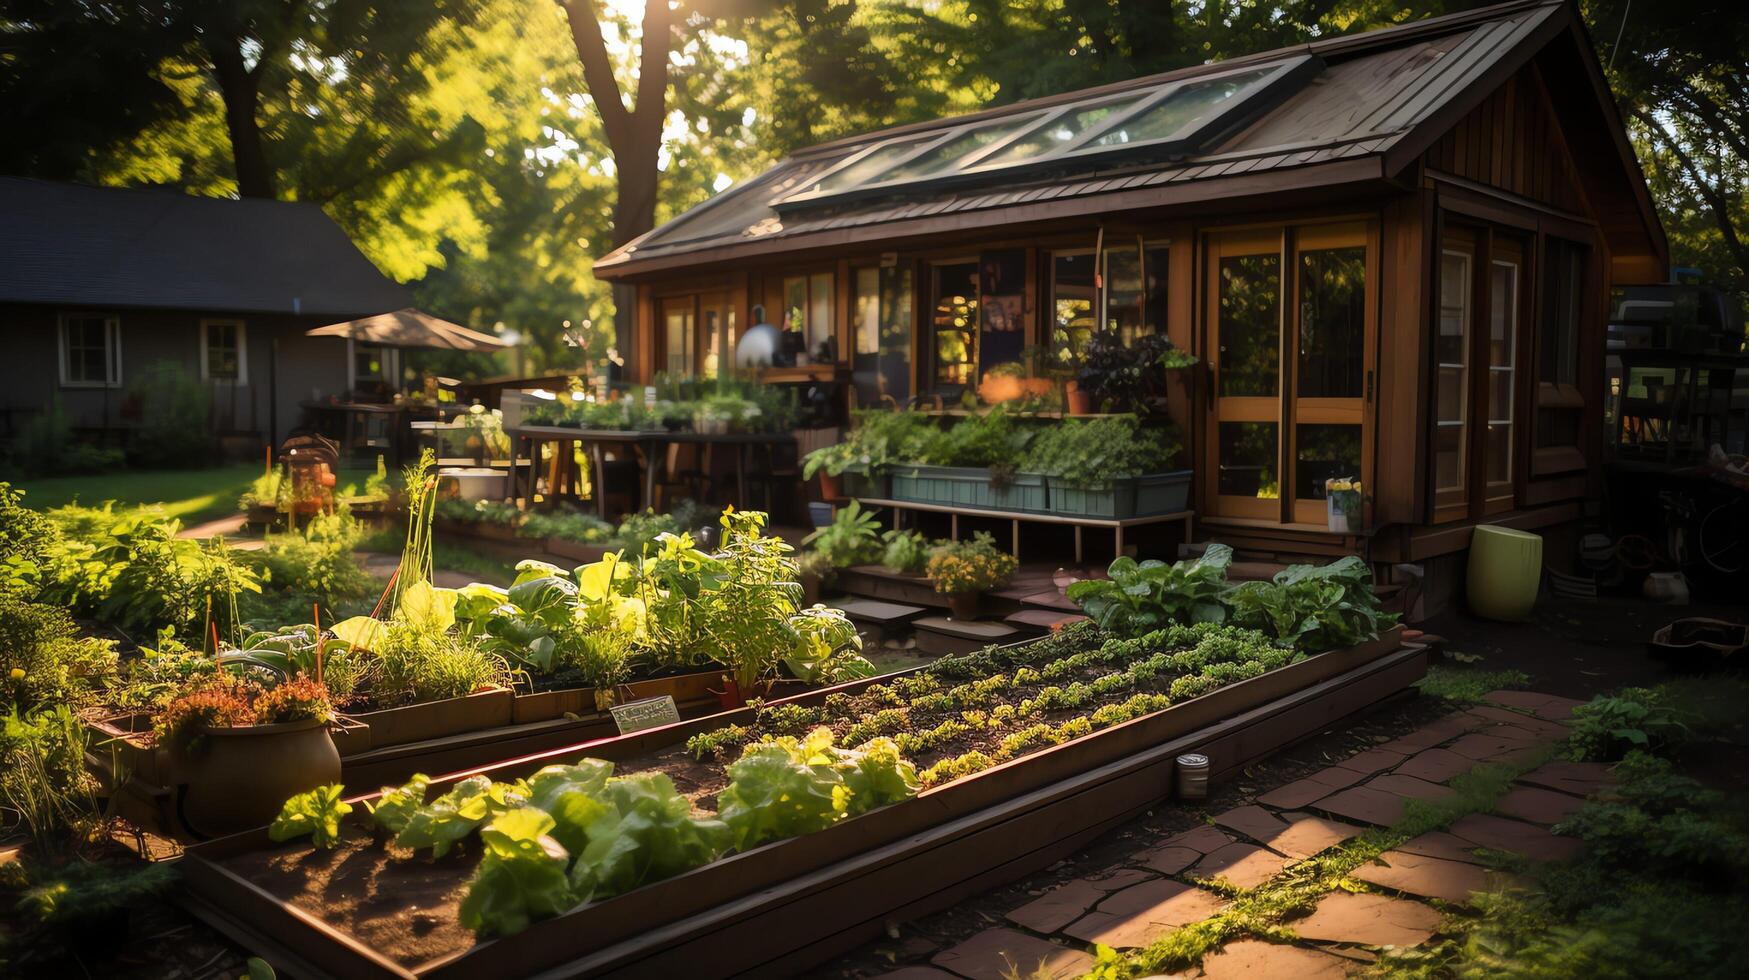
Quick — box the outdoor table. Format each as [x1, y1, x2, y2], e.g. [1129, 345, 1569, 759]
[855, 496, 1193, 563]
[505, 425, 796, 516]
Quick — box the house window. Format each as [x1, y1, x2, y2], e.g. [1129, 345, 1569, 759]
[1434, 247, 1471, 506]
[661, 298, 695, 377]
[201, 319, 247, 383]
[1102, 242, 1171, 345]
[1535, 238, 1588, 473]
[782, 273, 835, 360]
[59, 313, 122, 387]
[1486, 256, 1519, 491]
[1049, 252, 1096, 367]
[929, 261, 980, 389]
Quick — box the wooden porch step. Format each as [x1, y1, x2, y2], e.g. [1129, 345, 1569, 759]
[911, 616, 1024, 657]
[832, 597, 928, 626]
[1004, 609, 1090, 633]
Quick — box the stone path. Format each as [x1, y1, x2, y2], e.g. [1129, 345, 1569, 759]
[848, 690, 1606, 980]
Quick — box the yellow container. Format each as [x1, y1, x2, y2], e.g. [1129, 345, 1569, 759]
[1466, 524, 1543, 621]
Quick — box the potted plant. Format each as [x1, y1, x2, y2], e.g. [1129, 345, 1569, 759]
[891, 409, 1049, 512]
[1326, 478, 1363, 534]
[157, 674, 341, 837]
[925, 532, 1018, 620]
[800, 501, 884, 570]
[1075, 332, 1192, 415]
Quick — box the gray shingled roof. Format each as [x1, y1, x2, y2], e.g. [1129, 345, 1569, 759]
[596, 0, 1575, 276]
[0, 177, 412, 316]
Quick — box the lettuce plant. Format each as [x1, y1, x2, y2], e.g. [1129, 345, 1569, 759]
[565, 773, 731, 899]
[396, 775, 528, 857]
[716, 728, 918, 851]
[458, 807, 576, 937]
[268, 784, 352, 849]
[366, 775, 429, 835]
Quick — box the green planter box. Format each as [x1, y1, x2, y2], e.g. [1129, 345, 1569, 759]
[841, 463, 890, 500]
[1050, 469, 1192, 519]
[890, 465, 1050, 513]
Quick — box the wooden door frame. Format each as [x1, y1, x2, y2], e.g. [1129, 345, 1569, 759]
[1201, 219, 1378, 526]
[1203, 227, 1288, 520]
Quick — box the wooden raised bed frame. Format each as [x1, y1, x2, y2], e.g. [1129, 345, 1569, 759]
[180, 628, 1421, 980]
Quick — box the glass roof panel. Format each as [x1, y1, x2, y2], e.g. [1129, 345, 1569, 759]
[807, 138, 934, 195]
[975, 94, 1148, 167]
[873, 115, 1042, 184]
[1084, 67, 1275, 149]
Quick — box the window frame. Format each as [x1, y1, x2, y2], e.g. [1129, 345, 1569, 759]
[1432, 239, 1474, 523]
[58, 312, 123, 389]
[779, 272, 836, 360]
[1531, 235, 1591, 477]
[200, 318, 249, 384]
[925, 257, 982, 394]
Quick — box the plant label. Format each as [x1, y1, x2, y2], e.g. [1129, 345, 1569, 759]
[611, 695, 681, 735]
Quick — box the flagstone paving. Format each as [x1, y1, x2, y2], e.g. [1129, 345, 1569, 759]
[846, 693, 1603, 980]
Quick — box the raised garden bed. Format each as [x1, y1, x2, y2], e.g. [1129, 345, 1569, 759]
[509, 668, 724, 724]
[349, 687, 514, 749]
[179, 626, 1416, 980]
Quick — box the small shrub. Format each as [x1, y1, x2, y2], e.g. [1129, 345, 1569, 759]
[125, 360, 213, 468]
[925, 532, 1017, 595]
[1568, 687, 1695, 761]
[154, 675, 257, 750]
[254, 676, 334, 725]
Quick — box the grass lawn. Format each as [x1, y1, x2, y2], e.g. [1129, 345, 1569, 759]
[11, 464, 385, 526]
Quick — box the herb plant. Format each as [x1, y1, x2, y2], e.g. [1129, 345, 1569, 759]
[268, 784, 353, 848]
[802, 500, 884, 569]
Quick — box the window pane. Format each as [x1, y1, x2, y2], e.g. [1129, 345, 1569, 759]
[783, 277, 807, 335]
[875, 116, 1038, 183]
[1087, 69, 1272, 147]
[979, 95, 1147, 166]
[1296, 424, 1361, 501]
[701, 310, 721, 379]
[879, 265, 913, 406]
[810, 138, 931, 194]
[853, 267, 881, 356]
[1104, 246, 1145, 345]
[808, 272, 833, 354]
[978, 250, 1026, 372]
[1297, 246, 1365, 398]
[1540, 241, 1584, 385]
[1051, 253, 1096, 366]
[1143, 246, 1170, 337]
[663, 308, 693, 376]
[1434, 425, 1465, 491]
[1219, 422, 1279, 498]
[931, 262, 979, 388]
[1217, 253, 1280, 398]
[1486, 423, 1512, 484]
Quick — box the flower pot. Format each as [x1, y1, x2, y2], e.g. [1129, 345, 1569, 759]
[171, 717, 340, 839]
[946, 591, 981, 620]
[1065, 381, 1095, 416]
[819, 471, 844, 501]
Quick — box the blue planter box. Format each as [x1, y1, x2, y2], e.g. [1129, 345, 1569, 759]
[1049, 469, 1192, 519]
[890, 465, 1051, 513]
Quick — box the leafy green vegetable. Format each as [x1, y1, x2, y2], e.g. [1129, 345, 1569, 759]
[458, 807, 577, 937]
[1067, 545, 1234, 634]
[366, 775, 430, 835]
[396, 775, 528, 857]
[567, 772, 730, 899]
[525, 760, 615, 855]
[715, 728, 918, 851]
[268, 784, 352, 849]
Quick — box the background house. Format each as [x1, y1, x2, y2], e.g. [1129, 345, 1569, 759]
[0, 177, 410, 452]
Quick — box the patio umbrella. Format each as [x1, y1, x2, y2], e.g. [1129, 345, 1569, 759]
[307, 307, 509, 352]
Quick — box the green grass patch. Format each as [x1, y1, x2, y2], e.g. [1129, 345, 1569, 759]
[12, 464, 261, 525]
[1415, 664, 1532, 704]
[12, 464, 387, 527]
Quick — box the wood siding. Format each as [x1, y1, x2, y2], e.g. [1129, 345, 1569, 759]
[1422, 63, 1588, 217]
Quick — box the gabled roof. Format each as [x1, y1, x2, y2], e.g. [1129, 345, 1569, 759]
[0, 177, 412, 316]
[597, 0, 1664, 279]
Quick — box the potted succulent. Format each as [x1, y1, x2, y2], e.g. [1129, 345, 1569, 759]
[157, 674, 341, 838]
[925, 532, 1018, 620]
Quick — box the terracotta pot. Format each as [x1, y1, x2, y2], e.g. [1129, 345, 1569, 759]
[946, 591, 981, 620]
[1065, 382, 1094, 416]
[818, 471, 843, 501]
[172, 718, 340, 839]
[715, 675, 746, 710]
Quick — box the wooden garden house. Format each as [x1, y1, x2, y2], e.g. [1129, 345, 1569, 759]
[593, 0, 1667, 599]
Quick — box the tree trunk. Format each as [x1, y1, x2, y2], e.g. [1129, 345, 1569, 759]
[206, 40, 277, 200]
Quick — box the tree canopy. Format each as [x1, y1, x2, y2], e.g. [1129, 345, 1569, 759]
[1, 0, 1742, 378]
